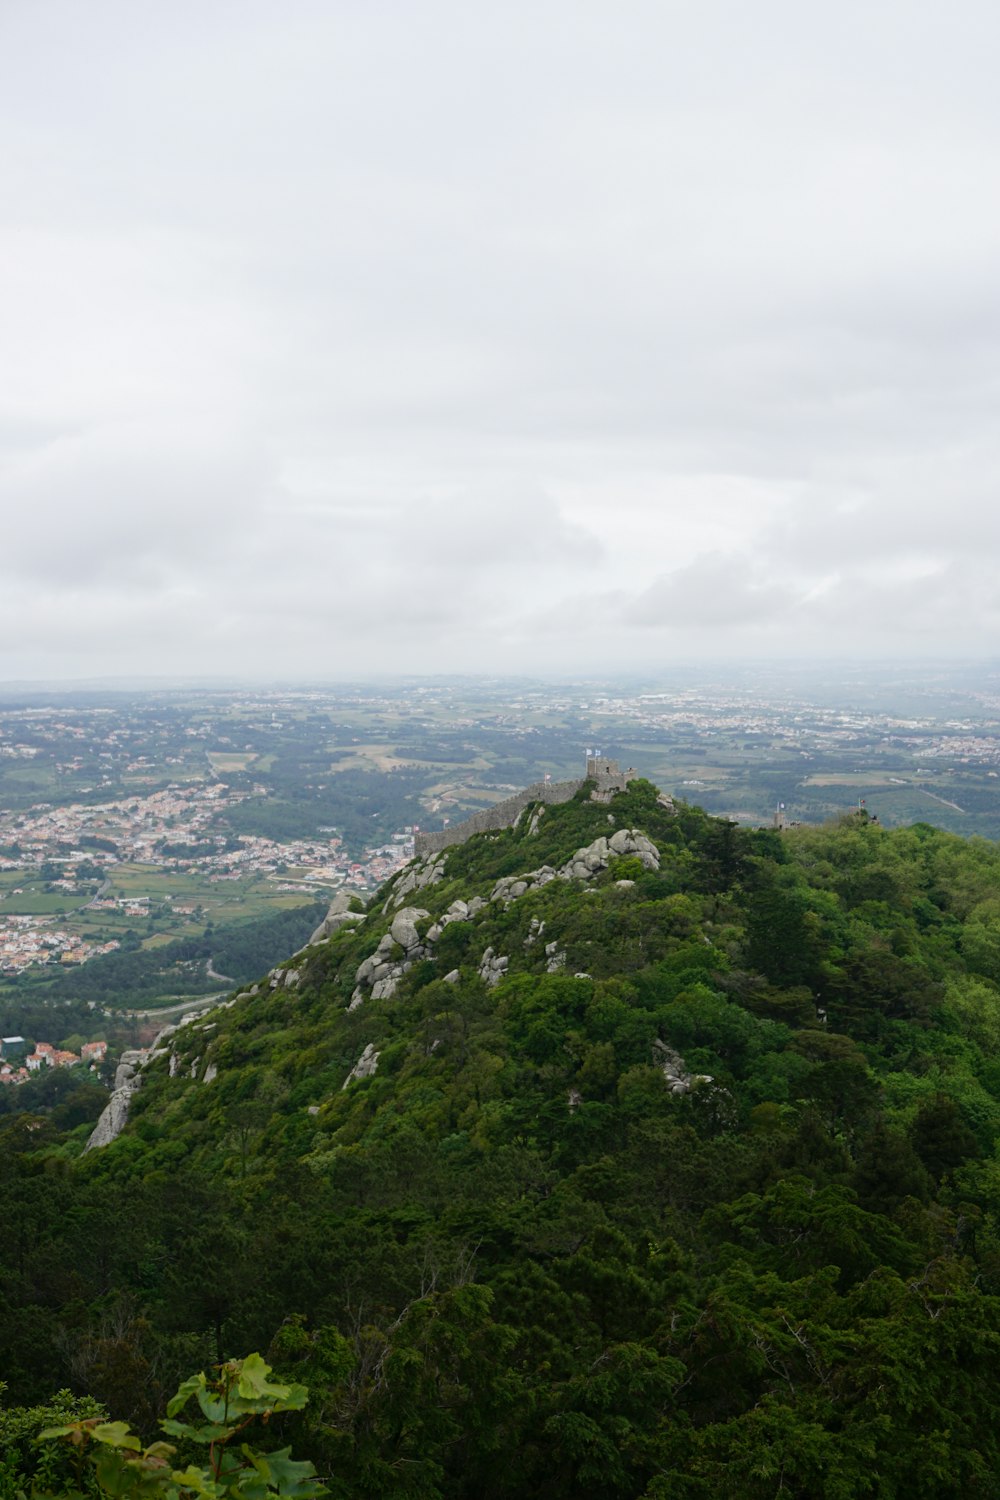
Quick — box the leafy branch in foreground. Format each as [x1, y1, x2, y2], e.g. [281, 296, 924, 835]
[36, 1354, 326, 1500]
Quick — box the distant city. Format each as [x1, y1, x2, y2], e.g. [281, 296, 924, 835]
[2, 663, 1000, 1025]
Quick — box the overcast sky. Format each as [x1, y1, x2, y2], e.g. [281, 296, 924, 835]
[3, 1, 1000, 680]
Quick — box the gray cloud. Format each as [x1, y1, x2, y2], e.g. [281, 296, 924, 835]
[625, 556, 797, 630]
[2, 1, 1000, 676]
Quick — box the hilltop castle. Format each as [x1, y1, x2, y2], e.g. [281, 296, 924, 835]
[413, 755, 638, 857]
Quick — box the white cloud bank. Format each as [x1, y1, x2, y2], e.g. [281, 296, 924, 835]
[2, 1, 1000, 678]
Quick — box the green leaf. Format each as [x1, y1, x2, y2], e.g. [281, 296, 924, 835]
[169, 1463, 224, 1497]
[167, 1375, 207, 1419]
[234, 1354, 291, 1405]
[272, 1384, 309, 1414]
[92, 1422, 142, 1451]
[144, 1442, 178, 1461]
[238, 1446, 326, 1499]
[161, 1419, 199, 1440]
[94, 1448, 133, 1497]
[194, 1391, 229, 1425]
[162, 1418, 234, 1443]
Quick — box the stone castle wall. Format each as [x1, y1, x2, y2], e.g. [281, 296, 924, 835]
[413, 779, 583, 856]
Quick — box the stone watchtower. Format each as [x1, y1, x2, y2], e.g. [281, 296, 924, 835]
[586, 754, 634, 801]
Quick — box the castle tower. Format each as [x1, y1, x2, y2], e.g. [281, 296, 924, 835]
[586, 753, 621, 781]
[585, 753, 634, 801]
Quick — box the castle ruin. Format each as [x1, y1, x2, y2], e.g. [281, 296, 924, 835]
[413, 755, 637, 857]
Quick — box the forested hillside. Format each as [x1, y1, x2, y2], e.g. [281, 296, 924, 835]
[6, 780, 1000, 1497]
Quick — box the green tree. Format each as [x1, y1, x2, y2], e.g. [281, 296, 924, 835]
[36, 1353, 324, 1500]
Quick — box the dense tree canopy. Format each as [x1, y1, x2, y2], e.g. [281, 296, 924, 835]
[6, 783, 1000, 1496]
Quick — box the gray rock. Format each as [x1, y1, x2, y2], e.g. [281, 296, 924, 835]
[443, 968, 460, 984]
[85, 1075, 141, 1151]
[343, 1042, 380, 1087]
[524, 917, 546, 947]
[652, 1038, 713, 1094]
[583, 837, 609, 870]
[392, 855, 446, 906]
[478, 947, 509, 987]
[114, 1049, 145, 1090]
[390, 907, 429, 952]
[307, 889, 367, 945]
[559, 829, 659, 879]
[355, 936, 396, 986]
[203, 1062, 218, 1083]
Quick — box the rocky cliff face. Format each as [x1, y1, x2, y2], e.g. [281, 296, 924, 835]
[98, 776, 691, 1136]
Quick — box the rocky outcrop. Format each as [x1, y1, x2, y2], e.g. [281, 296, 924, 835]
[545, 941, 566, 972]
[308, 890, 367, 947]
[268, 964, 303, 990]
[85, 1073, 141, 1151]
[653, 1039, 713, 1094]
[351, 905, 429, 1006]
[426, 896, 484, 941]
[114, 1049, 147, 1089]
[562, 828, 660, 880]
[343, 1042, 380, 1088]
[390, 853, 447, 908]
[490, 829, 660, 908]
[352, 894, 487, 1008]
[478, 947, 509, 987]
[390, 907, 427, 952]
[85, 1050, 146, 1152]
[491, 867, 557, 903]
[524, 916, 546, 946]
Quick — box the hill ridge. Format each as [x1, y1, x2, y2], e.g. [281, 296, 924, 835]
[15, 777, 1000, 1496]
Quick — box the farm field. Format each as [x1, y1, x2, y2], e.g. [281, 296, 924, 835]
[1, 664, 999, 1028]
